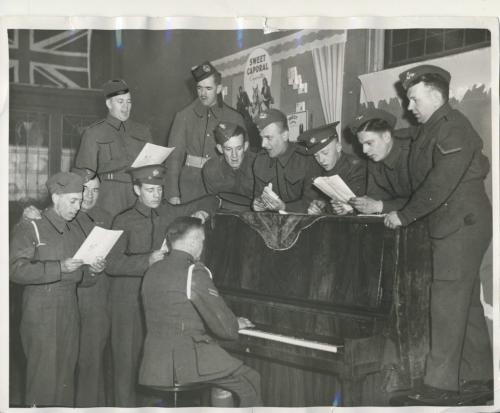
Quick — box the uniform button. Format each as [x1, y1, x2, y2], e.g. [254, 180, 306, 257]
[207, 134, 210, 136]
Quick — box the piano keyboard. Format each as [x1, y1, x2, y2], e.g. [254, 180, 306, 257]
[238, 328, 341, 353]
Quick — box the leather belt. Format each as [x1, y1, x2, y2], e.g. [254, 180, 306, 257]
[185, 154, 210, 168]
[98, 171, 131, 183]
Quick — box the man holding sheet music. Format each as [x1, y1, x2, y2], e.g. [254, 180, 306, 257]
[75, 79, 153, 218]
[252, 109, 321, 213]
[10, 171, 105, 407]
[296, 122, 366, 215]
[347, 109, 412, 216]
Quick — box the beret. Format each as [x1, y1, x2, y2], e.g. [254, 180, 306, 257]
[71, 167, 97, 184]
[127, 164, 166, 185]
[102, 79, 129, 99]
[255, 108, 287, 131]
[46, 172, 84, 194]
[297, 122, 339, 154]
[349, 109, 397, 132]
[191, 61, 219, 83]
[399, 64, 451, 90]
[214, 122, 245, 145]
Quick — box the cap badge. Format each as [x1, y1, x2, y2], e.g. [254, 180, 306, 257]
[202, 64, 211, 73]
[220, 123, 226, 129]
[153, 169, 159, 176]
[356, 115, 364, 120]
[310, 137, 316, 144]
[259, 113, 267, 119]
[406, 71, 415, 81]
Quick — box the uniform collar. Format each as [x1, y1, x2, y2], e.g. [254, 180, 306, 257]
[170, 249, 196, 264]
[193, 98, 222, 119]
[271, 143, 296, 168]
[382, 139, 403, 170]
[43, 207, 70, 233]
[106, 113, 126, 131]
[420, 102, 453, 135]
[134, 199, 159, 218]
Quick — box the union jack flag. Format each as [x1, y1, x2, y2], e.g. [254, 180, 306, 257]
[8, 29, 92, 89]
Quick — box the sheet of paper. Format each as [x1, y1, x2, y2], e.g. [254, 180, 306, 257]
[313, 175, 356, 212]
[131, 143, 175, 168]
[73, 226, 123, 265]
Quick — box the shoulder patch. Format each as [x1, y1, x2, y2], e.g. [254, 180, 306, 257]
[437, 143, 462, 155]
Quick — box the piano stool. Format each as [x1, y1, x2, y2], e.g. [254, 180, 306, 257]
[149, 382, 211, 407]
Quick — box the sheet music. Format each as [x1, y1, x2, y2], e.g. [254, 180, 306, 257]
[313, 175, 355, 212]
[131, 143, 175, 168]
[73, 226, 123, 264]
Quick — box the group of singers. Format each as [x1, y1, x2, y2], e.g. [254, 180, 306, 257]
[10, 59, 492, 407]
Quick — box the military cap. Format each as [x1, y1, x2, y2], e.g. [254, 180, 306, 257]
[102, 79, 129, 99]
[297, 122, 340, 154]
[255, 108, 288, 131]
[127, 164, 166, 185]
[349, 109, 397, 132]
[46, 172, 84, 194]
[214, 121, 245, 145]
[71, 167, 97, 184]
[399, 64, 451, 90]
[191, 61, 219, 83]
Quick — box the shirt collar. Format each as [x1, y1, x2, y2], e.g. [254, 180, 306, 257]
[106, 113, 125, 131]
[134, 200, 159, 218]
[273, 143, 296, 168]
[170, 249, 195, 264]
[382, 140, 403, 170]
[43, 207, 69, 233]
[420, 102, 453, 135]
[193, 98, 222, 119]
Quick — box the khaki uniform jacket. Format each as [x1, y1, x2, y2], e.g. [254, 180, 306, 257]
[140, 250, 242, 386]
[397, 103, 490, 238]
[166, 99, 246, 198]
[253, 143, 322, 213]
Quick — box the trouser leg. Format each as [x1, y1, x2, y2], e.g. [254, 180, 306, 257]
[208, 364, 262, 407]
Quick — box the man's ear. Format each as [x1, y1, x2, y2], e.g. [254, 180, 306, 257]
[105, 98, 112, 110]
[51, 193, 59, 205]
[216, 144, 223, 154]
[282, 129, 290, 142]
[335, 141, 342, 153]
[133, 184, 141, 197]
[216, 84, 223, 95]
[382, 130, 392, 143]
[243, 141, 249, 152]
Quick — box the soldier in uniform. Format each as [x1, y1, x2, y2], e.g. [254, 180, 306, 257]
[140, 216, 262, 407]
[105, 164, 169, 407]
[71, 168, 112, 407]
[10, 172, 104, 407]
[296, 121, 367, 215]
[166, 61, 246, 204]
[252, 109, 321, 213]
[347, 109, 412, 215]
[106, 164, 212, 407]
[202, 121, 256, 208]
[384, 65, 492, 403]
[75, 79, 153, 218]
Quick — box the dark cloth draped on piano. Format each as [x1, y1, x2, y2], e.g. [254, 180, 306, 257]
[204, 212, 432, 406]
[226, 212, 325, 250]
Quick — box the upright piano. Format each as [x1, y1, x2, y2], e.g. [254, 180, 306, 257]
[204, 212, 432, 406]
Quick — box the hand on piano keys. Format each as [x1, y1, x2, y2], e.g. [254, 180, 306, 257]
[237, 317, 255, 330]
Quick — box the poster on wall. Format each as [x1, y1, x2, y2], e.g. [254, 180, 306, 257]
[287, 111, 308, 142]
[243, 47, 274, 120]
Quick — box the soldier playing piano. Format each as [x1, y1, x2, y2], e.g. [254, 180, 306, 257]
[140, 216, 262, 407]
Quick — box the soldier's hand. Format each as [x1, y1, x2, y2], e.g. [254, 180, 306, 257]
[89, 256, 106, 273]
[307, 199, 326, 215]
[169, 197, 181, 205]
[252, 197, 267, 212]
[23, 205, 42, 220]
[330, 200, 351, 215]
[237, 317, 255, 330]
[261, 191, 286, 211]
[149, 249, 166, 266]
[349, 196, 383, 214]
[191, 210, 209, 224]
[60, 258, 84, 273]
[384, 211, 402, 229]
